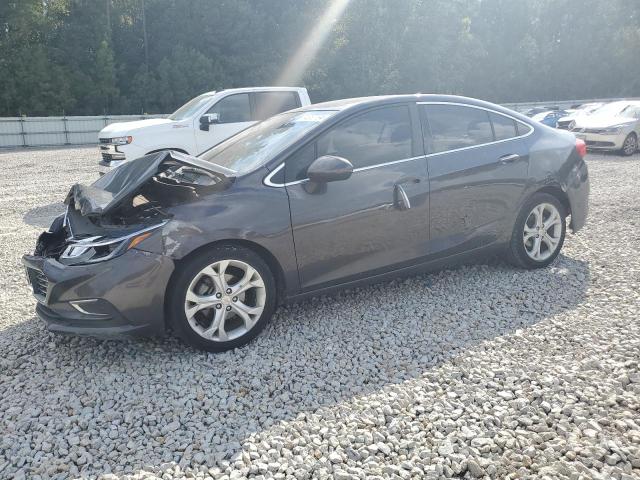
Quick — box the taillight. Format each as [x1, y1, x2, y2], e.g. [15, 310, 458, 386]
[575, 138, 587, 158]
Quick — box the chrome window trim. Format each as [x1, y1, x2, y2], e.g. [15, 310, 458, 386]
[263, 155, 428, 188]
[263, 101, 536, 188]
[417, 101, 535, 157]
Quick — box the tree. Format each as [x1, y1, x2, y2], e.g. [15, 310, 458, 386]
[1, 0, 639, 116]
[95, 40, 119, 113]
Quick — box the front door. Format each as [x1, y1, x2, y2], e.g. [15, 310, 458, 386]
[194, 93, 255, 154]
[284, 104, 431, 290]
[418, 103, 531, 255]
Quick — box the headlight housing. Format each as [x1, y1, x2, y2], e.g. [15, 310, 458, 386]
[59, 222, 166, 265]
[600, 124, 630, 135]
[109, 136, 133, 145]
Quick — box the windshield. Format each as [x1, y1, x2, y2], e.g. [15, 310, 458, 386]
[592, 102, 629, 117]
[168, 93, 216, 121]
[199, 110, 338, 173]
[618, 104, 640, 119]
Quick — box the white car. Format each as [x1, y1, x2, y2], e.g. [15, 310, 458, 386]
[98, 87, 311, 172]
[556, 102, 604, 130]
[570, 101, 640, 156]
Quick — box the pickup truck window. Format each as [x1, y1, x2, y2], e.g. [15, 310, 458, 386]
[199, 110, 337, 173]
[253, 92, 299, 121]
[207, 94, 251, 123]
[168, 93, 216, 121]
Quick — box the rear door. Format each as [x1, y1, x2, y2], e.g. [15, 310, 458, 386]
[283, 104, 431, 290]
[419, 102, 531, 255]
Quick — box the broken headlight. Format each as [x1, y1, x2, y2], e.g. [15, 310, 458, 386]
[59, 221, 166, 265]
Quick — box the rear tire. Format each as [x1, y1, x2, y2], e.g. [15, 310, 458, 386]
[620, 133, 637, 156]
[507, 193, 566, 269]
[167, 245, 276, 352]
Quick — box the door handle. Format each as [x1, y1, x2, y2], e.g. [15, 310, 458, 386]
[499, 153, 520, 164]
[396, 176, 421, 185]
[394, 184, 411, 210]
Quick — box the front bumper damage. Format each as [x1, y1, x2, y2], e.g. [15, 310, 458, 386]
[22, 151, 236, 338]
[22, 249, 174, 337]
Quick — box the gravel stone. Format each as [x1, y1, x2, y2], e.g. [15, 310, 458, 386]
[0, 147, 639, 479]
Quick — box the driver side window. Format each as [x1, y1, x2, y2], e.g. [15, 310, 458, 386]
[316, 106, 413, 169]
[284, 105, 413, 183]
[207, 94, 251, 124]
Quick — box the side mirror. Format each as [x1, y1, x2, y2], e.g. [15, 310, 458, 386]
[307, 155, 353, 183]
[199, 113, 219, 131]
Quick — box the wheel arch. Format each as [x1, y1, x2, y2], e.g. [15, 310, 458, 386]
[534, 184, 571, 216]
[163, 238, 287, 331]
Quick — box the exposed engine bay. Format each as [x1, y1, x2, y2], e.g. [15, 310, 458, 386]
[35, 151, 235, 264]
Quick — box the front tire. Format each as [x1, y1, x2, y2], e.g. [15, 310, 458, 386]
[620, 133, 637, 156]
[507, 193, 566, 269]
[168, 245, 276, 352]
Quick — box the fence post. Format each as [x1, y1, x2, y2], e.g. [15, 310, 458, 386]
[19, 117, 27, 147]
[63, 116, 70, 145]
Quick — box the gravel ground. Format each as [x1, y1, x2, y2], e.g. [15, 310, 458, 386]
[0, 147, 639, 480]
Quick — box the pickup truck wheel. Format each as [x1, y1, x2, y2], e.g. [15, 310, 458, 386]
[168, 245, 276, 352]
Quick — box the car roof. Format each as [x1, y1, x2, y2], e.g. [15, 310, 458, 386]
[201, 86, 306, 96]
[299, 94, 532, 122]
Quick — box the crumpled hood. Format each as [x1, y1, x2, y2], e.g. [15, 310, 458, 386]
[65, 151, 236, 217]
[99, 118, 174, 137]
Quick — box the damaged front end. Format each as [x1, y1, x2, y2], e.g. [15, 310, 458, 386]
[36, 150, 235, 266]
[22, 151, 235, 337]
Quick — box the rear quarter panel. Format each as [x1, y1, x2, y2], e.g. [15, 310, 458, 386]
[522, 126, 589, 231]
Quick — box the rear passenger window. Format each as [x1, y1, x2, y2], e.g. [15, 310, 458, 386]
[422, 104, 493, 153]
[489, 112, 517, 140]
[208, 94, 251, 123]
[253, 92, 300, 121]
[316, 106, 413, 169]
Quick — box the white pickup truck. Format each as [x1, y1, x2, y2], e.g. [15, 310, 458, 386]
[98, 86, 311, 172]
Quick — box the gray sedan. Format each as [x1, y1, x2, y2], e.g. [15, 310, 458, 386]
[23, 95, 589, 351]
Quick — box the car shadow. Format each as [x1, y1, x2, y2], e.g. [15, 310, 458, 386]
[0, 254, 590, 477]
[22, 202, 66, 228]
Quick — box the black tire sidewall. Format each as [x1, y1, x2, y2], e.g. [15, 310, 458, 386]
[167, 245, 276, 352]
[509, 193, 567, 269]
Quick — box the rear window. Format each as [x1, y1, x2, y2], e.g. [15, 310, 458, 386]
[253, 92, 299, 121]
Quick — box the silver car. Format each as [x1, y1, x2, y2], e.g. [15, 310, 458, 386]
[556, 103, 604, 130]
[570, 101, 640, 156]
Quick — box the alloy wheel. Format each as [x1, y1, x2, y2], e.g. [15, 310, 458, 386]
[184, 259, 266, 341]
[523, 203, 562, 262]
[623, 134, 637, 155]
